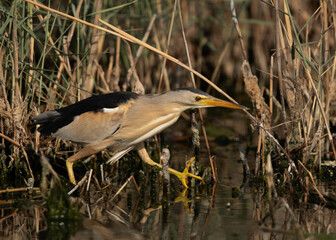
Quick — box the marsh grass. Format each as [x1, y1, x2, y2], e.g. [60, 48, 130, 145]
[0, 0, 238, 187]
[1, 0, 336, 238]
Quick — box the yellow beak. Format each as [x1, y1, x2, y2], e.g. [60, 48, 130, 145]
[199, 97, 246, 109]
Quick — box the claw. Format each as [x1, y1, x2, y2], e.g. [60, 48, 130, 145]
[173, 157, 205, 188]
[137, 145, 205, 188]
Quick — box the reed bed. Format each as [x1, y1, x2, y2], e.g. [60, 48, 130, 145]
[0, 0, 336, 238]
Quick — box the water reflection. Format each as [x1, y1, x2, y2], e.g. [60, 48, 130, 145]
[68, 141, 257, 240]
[1, 142, 336, 239]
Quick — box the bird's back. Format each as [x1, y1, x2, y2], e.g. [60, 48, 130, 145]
[32, 92, 139, 138]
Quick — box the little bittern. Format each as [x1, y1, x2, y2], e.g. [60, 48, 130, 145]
[33, 88, 245, 187]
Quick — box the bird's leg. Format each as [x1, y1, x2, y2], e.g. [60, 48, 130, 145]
[66, 146, 99, 184]
[66, 140, 114, 184]
[66, 161, 75, 185]
[136, 144, 204, 188]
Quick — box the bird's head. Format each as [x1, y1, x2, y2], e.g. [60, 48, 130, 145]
[168, 88, 246, 110]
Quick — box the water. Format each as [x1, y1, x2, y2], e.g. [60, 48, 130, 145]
[1, 111, 336, 239]
[63, 145, 336, 239]
[67, 141, 257, 240]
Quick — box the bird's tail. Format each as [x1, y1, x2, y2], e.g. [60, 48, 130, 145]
[32, 110, 62, 136]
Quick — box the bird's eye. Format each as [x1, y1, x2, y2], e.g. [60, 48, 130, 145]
[195, 96, 202, 101]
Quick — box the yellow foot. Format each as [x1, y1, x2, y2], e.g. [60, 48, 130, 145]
[66, 160, 77, 185]
[137, 145, 204, 188]
[170, 157, 205, 188]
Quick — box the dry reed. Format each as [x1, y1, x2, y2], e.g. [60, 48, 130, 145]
[1, 0, 336, 238]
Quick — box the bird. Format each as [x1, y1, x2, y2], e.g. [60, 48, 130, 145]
[32, 88, 245, 187]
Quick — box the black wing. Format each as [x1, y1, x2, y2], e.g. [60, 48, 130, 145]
[32, 92, 139, 136]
